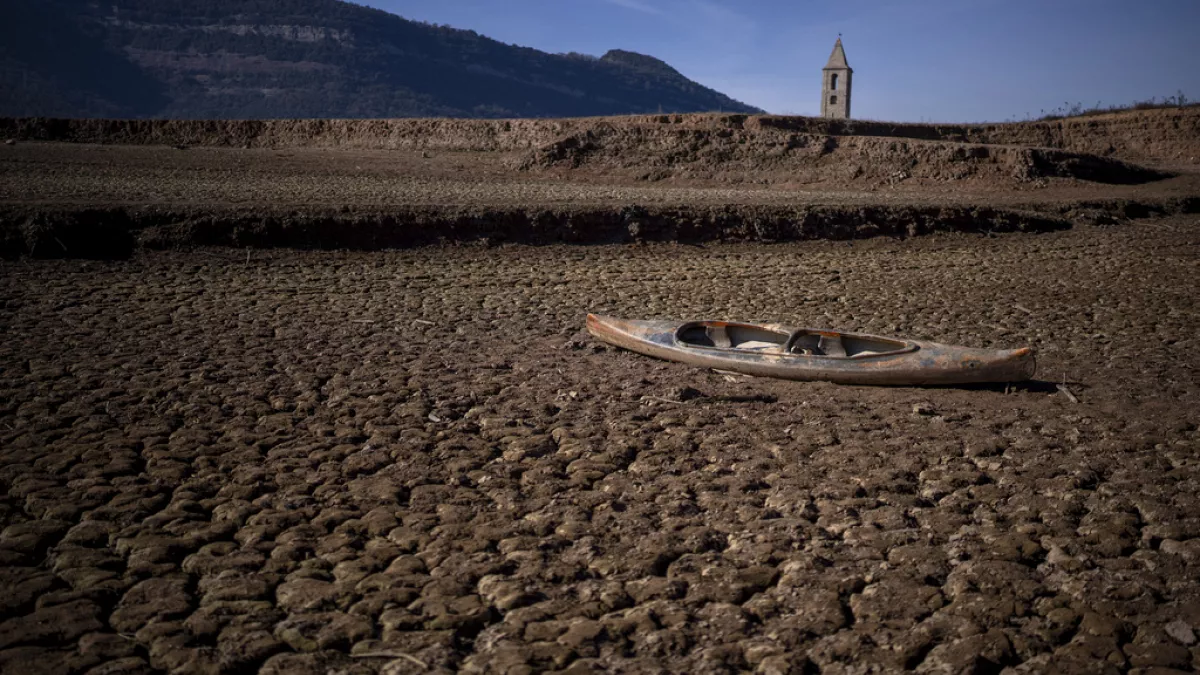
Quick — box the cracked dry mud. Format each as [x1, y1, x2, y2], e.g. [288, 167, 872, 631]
[2, 217, 1199, 674]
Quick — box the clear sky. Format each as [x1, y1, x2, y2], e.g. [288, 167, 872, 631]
[362, 0, 1200, 123]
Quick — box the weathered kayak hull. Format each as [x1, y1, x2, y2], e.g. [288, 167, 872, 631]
[586, 314, 1036, 386]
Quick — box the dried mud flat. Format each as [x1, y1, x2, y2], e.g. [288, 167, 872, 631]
[2, 217, 1200, 674]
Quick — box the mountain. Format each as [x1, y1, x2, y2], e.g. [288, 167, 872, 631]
[0, 0, 763, 120]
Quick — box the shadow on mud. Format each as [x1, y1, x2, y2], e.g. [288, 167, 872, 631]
[943, 379, 1066, 394]
[0, 203, 1076, 260]
[12, 210, 136, 260]
[2, 194, 1195, 260]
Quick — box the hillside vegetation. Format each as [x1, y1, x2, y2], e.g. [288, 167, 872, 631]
[0, 0, 762, 119]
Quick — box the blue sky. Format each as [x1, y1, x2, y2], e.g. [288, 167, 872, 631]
[364, 0, 1200, 122]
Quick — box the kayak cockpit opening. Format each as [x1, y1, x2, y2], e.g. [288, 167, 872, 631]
[783, 330, 910, 358]
[676, 322, 789, 352]
[676, 321, 913, 358]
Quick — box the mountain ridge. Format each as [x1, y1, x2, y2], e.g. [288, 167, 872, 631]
[0, 0, 763, 119]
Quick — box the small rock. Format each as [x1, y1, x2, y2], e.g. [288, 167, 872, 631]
[83, 656, 155, 675]
[913, 402, 935, 416]
[317, 612, 373, 650]
[260, 651, 354, 675]
[216, 627, 285, 669]
[4, 139, 16, 146]
[1078, 612, 1130, 639]
[1165, 619, 1196, 646]
[742, 641, 782, 666]
[110, 578, 192, 633]
[668, 386, 705, 402]
[198, 573, 272, 604]
[184, 600, 279, 638]
[1159, 539, 1200, 563]
[0, 599, 104, 649]
[1124, 639, 1192, 669]
[0, 519, 71, 556]
[1045, 545, 1076, 568]
[275, 578, 340, 613]
[916, 630, 1012, 674]
[61, 521, 115, 547]
[133, 619, 186, 646]
[757, 654, 805, 675]
[79, 632, 138, 661]
[0, 568, 56, 614]
[525, 620, 569, 642]
[557, 619, 604, 650]
[626, 577, 687, 603]
[503, 435, 554, 462]
[273, 618, 322, 653]
[477, 575, 538, 612]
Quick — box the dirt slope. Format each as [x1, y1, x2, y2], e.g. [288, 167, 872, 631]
[2, 107, 1198, 165]
[515, 124, 1170, 186]
[1, 108, 1197, 258]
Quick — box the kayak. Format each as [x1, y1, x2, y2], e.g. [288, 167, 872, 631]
[586, 314, 1036, 386]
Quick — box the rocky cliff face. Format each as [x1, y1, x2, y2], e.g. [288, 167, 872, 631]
[0, 0, 762, 119]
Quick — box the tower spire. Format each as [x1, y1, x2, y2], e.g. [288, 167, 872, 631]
[825, 37, 850, 70]
[820, 37, 852, 119]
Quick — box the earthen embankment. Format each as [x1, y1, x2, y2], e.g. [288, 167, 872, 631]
[3, 107, 1198, 164]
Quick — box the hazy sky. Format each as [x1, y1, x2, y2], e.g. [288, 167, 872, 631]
[363, 0, 1200, 122]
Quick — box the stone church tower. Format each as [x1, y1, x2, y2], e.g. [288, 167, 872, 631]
[821, 38, 852, 119]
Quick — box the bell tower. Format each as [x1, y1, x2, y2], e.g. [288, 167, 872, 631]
[821, 37, 852, 119]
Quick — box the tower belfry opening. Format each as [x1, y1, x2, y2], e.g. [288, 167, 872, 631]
[821, 38, 852, 119]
